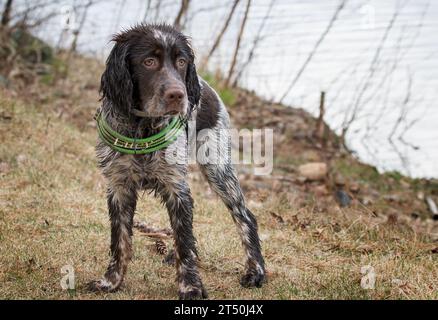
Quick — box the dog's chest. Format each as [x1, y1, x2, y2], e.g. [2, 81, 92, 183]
[99, 140, 187, 189]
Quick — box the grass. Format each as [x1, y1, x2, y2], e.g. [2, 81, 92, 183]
[0, 64, 437, 300]
[332, 158, 382, 187]
[200, 72, 236, 106]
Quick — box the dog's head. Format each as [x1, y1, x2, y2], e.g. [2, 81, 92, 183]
[100, 24, 201, 118]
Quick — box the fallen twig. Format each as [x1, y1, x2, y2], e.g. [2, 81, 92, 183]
[133, 220, 173, 237]
[139, 232, 172, 240]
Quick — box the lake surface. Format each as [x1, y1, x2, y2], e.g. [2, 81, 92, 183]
[34, 0, 438, 178]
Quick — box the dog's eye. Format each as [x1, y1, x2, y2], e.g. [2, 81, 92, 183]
[177, 58, 186, 67]
[144, 58, 157, 68]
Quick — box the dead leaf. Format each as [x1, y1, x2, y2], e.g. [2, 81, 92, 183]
[269, 211, 284, 224]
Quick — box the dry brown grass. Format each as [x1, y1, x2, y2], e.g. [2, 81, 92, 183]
[0, 58, 437, 300]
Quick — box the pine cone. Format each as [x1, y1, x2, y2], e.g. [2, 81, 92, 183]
[155, 239, 168, 255]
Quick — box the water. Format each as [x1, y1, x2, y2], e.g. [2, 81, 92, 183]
[29, 0, 438, 178]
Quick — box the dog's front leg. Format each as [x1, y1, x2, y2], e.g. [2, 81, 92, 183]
[159, 180, 207, 300]
[88, 184, 137, 292]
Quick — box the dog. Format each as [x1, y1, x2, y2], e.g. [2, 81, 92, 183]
[88, 23, 265, 299]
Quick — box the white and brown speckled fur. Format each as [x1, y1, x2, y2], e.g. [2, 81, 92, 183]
[88, 24, 265, 300]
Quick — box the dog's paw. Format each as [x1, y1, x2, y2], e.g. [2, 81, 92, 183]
[178, 285, 208, 300]
[87, 278, 120, 293]
[240, 269, 265, 288]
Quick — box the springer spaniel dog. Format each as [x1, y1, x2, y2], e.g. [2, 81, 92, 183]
[88, 23, 265, 299]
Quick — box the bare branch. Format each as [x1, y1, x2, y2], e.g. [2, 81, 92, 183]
[315, 91, 326, 143]
[173, 0, 190, 31]
[341, 1, 405, 139]
[143, 0, 152, 21]
[70, 0, 96, 53]
[113, 0, 127, 33]
[1, 0, 13, 27]
[279, 0, 347, 103]
[232, 0, 276, 87]
[154, 0, 162, 21]
[200, 0, 240, 70]
[186, 2, 231, 22]
[224, 0, 251, 87]
[388, 68, 412, 142]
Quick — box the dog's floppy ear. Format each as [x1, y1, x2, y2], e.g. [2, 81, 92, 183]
[186, 61, 201, 114]
[100, 41, 133, 113]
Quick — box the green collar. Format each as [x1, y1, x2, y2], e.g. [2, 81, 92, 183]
[95, 109, 186, 155]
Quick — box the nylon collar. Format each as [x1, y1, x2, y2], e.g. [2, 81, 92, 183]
[94, 108, 186, 155]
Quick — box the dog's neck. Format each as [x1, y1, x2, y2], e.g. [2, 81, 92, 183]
[101, 101, 172, 139]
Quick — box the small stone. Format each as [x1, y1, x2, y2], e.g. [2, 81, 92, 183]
[383, 194, 401, 203]
[360, 196, 373, 206]
[259, 233, 270, 241]
[370, 190, 380, 198]
[16, 154, 27, 166]
[298, 162, 327, 181]
[334, 174, 346, 186]
[86, 121, 96, 128]
[334, 190, 351, 207]
[349, 183, 360, 194]
[391, 279, 405, 286]
[248, 199, 263, 209]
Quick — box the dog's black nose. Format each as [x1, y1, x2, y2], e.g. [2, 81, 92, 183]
[164, 87, 185, 105]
